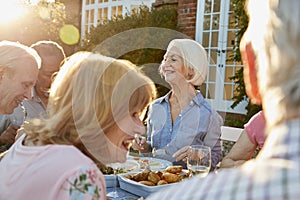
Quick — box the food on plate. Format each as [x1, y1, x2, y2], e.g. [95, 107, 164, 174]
[148, 172, 161, 184]
[157, 180, 168, 185]
[162, 172, 180, 183]
[132, 170, 150, 182]
[139, 180, 156, 186]
[98, 165, 128, 174]
[124, 165, 190, 186]
[98, 165, 114, 174]
[97, 160, 139, 175]
[164, 165, 183, 174]
[135, 157, 171, 170]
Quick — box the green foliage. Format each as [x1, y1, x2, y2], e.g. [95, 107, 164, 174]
[81, 6, 178, 53]
[229, 0, 262, 122]
[232, 0, 248, 62]
[224, 114, 246, 128]
[80, 6, 178, 97]
[28, 1, 66, 44]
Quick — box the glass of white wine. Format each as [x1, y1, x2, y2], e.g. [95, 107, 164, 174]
[187, 145, 211, 178]
[106, 163, 121, 198]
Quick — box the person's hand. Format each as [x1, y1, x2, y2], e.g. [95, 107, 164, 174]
[172, 146, 191, 162]
[0, 124, 19, 145]
[132, 134, 147, 151]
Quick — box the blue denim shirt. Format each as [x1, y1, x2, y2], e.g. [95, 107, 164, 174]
[146, 91, 223, 170]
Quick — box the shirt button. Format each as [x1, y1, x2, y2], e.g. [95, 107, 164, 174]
[169, 129, 172, 132]
[189, 101, 194, 106]
[179, 114, 182, 117]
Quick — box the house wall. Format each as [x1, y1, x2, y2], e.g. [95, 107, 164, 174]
[153, 0, 197, 39]
[177, 0, 197, 39]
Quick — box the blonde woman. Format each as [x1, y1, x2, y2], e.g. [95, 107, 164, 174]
[0, 52, 156, 199]
[133, 39, 223, 170]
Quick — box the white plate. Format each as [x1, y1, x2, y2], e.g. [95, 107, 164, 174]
[138, 157, 172, 171]
[104, 160, 140, 187]
[118, 171, 187, 197]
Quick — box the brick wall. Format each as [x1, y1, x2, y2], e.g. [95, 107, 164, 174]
[153, 0, 198, 39]
[177, 0, 197, 39]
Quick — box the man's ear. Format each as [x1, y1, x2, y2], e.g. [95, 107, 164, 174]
[241, 42, 262, 105]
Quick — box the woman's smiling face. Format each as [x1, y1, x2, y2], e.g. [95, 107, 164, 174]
[105, 109, 146, 163]
[160, 47, 187, 84]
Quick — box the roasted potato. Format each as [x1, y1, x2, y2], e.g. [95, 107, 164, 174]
[132, 171, 150, 181]
[157, 180, 168, 185]
[139, 180, 156, 186]
[164, 165, 183, 174]
[155, 170, 163, 179]
[124, 166, 189, 186]
[162, 172, 180, 183]
[148, 172, 161, 184]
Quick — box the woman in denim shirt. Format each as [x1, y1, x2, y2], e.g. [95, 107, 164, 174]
[133, 39, 223, 170]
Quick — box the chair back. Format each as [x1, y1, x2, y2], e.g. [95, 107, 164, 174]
[220, 126, 243, 142]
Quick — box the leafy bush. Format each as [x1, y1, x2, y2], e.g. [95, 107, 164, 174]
[80, 6, 179, 97]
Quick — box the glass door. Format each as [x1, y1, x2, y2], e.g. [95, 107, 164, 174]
[196, 0, 246, 114]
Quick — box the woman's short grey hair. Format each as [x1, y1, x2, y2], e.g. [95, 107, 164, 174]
[160, 39, 209, 86]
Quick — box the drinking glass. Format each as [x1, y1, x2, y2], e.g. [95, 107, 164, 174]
[187, 145, 211, 178]
[106, 163, 121, 198]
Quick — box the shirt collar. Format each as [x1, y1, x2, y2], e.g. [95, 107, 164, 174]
[31, 87, 43, 103]
[157, 90, 204, 106]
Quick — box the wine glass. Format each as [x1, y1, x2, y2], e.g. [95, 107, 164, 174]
[106, 162, 121, 198]
[187, 145, 211, 178]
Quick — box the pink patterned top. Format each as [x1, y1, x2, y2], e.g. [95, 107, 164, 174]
[0, 134, 106, 200]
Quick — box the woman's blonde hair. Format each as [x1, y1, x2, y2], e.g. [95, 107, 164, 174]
[24, 52, 156, 162]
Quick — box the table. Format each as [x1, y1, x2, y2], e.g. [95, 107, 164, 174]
[106, 187, 140, 200]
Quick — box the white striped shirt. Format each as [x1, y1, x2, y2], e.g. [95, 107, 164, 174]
[148, 118, 300, 200]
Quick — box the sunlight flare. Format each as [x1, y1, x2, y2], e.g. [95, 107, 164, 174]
[0, 0, 26, 24]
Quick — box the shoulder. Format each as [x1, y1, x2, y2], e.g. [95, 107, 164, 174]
[194, 93, 222, 119]
[48, 145, 94, 165]
[194, 92, 213, 112]
[245, 111, 266, 130]
[152, 93, 168, 105]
